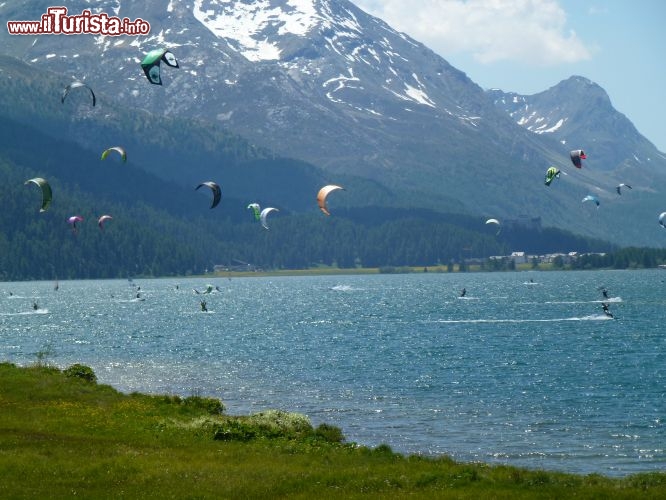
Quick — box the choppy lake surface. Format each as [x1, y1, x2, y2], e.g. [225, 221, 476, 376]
[1, 270, 664, 476]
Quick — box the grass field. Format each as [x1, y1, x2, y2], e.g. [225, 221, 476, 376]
[1, 362, 664, 498]
[207, 263, 555, 279]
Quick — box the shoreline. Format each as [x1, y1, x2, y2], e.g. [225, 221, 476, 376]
[2, 361, 665, 497]
[3, 263, 658, 284]
[209, 263, 544, 279]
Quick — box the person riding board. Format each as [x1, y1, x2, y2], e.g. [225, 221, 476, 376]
[460, 288, 467, 298]
[200, 300, 207, 312]
[601, 302, 613, 318]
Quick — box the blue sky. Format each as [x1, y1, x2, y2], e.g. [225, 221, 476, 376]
[354, 0, 666, 152]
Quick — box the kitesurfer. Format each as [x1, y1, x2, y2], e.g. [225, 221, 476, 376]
[32, 302, 38, 310]
[200, 300, 207, 312]
[601, 302, 613, 318]
[601, 288, 609, 299]
[460, 288, 467, 298]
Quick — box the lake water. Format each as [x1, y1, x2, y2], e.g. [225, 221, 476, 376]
[1, 270, 664, 477]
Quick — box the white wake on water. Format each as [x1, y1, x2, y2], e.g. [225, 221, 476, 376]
[431, 315, 613, 324]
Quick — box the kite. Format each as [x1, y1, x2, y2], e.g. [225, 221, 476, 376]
[101, 146, 127, 163]
[98, 215, 113, 230]
[25, 177, 52, 212]
[317, 184, 344, 216]
[570, 149, 586, 169]
[61, 81, 96, 106]
[582, 195, 600, 207]
[616, 183, 632, 195]
[485, 218, 501, 235]
[141, 48, 179, 85]
[544, 167, 560, 186]
[195, 181, 221, 209]
[260, 207, 279, 230]
[247, 203, 261, 221]
[67, 215, 84, 233]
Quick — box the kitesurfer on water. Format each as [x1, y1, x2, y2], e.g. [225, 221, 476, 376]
[460, 288, 467, 298]
[601, 288, 609, 299]
[601, 302, 613, 318]
[32, 302, 38, 310]
[200, 300, 207, 312]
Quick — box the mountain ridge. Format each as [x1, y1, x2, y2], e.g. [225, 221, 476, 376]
[1, 0, 665, 246]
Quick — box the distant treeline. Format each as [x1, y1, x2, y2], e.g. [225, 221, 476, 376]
[566, 247, 666, 270]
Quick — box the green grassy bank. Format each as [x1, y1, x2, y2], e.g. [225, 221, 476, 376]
[1, 362, 664, 498]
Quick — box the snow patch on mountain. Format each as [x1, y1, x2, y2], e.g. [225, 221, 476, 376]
[507, 103, 567, 135]
[514, 111, 568, 134]
[403, 83, 434, 107]
[192, 0, 320, 61]
[535, 118, 566, 134]
[323, 68, 361, 103]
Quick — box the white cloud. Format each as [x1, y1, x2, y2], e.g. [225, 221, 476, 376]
[354, 0, 593, 66]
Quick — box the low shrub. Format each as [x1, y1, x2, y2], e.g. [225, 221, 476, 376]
[373, 443, 395, 456]
[314, 423, 345, 443]
[63, 363, 97, 383]
[213, 420, 257, 442]
[155, 394, 225, 415]
[213, 410, 316, 442]
[183, 395, 225, 415]
[247, 410, 312, 437]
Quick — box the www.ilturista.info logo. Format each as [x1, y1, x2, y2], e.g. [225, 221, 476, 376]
[7, 7, 150, 36]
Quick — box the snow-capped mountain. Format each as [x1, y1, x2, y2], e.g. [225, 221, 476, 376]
[488, 77, 664, 176]
[0, 0, 547, 187]
[1, 0, 665, 245]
